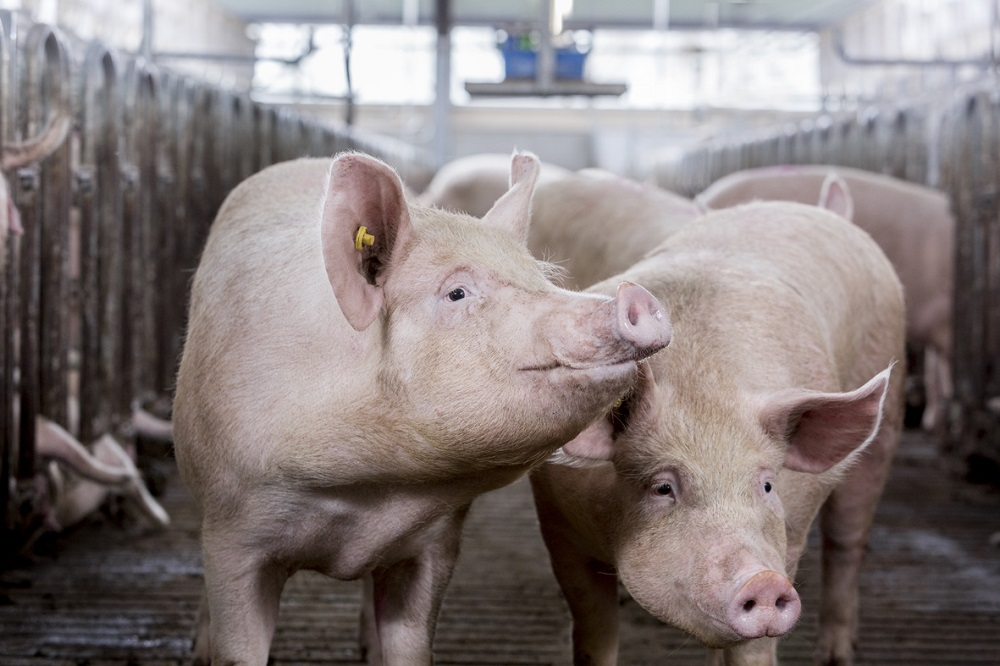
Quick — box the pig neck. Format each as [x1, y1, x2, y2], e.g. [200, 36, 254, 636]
[276, 364, 535, 494]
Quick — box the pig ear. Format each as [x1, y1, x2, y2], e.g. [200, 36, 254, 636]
[818, 173, 854, 221]
[480, 150, 540, 245]
[759, 365, 893, 474]
[558, 417, 616, 463]
[322, 153, 413, 331]
[559, 363, 659, 462]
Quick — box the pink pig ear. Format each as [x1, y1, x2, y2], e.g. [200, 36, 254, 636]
[759, 365, 893, 474]
[560, 417, 616, 462]
[560, 363, 659, 462]
[322, 153, 413, 331]
[480, 150, 540, 245]
[818, 172, 854, 221]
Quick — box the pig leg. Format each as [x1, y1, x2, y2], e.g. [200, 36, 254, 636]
[921, 346, 952, 435]
[531, 486, 619, 665]
[132, 405, 174, 443]
[706, 639, 778, 666]
[815, 421, 900, 665]
[551, 550, 618, 665]
[35, 417, 134, 485]
[201, 531, 289, 665]
[191, 591, 212, 666]
[359, 574, 378, 663]
[366, 507, 468, 665]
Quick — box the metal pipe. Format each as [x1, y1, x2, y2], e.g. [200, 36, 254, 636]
[140, 0, 153, 61]
[432, 0, 452, 168]
[832, 28, 996, 69]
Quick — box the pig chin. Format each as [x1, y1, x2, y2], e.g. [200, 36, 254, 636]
[520, 358, 639, 408]
[619, 570, 746, 649]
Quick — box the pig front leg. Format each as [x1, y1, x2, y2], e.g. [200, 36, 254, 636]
[531, 485, 619, 665]
[362, 506, 469, 665]
[706, 637, 778, 666]
[551, 547, 618, 665]
[200, 529, 290, 666]
[191, 590, 212, 666]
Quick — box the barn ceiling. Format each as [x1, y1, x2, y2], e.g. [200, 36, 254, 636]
[212, 0, 879, 31]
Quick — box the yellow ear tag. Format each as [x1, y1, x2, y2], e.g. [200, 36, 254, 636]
[355, 226, 375, 251]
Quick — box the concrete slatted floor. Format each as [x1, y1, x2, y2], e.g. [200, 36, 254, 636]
[1, 429, 999, 665]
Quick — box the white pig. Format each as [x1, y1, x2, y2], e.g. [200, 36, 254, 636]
[172, 151, 672, 665]
[529, 170, 702, 290]
[418, 152, 571, 218]
[696, 164, 952, 433]
[530, 196, 905, 665]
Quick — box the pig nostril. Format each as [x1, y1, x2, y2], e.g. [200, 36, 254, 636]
[742, 599, 756, 613]
[628, 302, 640, 327]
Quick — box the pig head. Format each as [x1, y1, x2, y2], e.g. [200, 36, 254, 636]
[173, 150, 670, 665]
[531, 199, 905, 665]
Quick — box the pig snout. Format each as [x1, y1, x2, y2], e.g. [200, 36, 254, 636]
[726, 570, 801, 640]
[613, 281, 672, 360]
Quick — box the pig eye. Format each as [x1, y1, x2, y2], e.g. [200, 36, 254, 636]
[447, 288, 466, 302]
[652, 482, 674, 497]
[763, 481, 773, 493]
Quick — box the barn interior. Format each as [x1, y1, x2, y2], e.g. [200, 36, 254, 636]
[1, 0, 999, 664]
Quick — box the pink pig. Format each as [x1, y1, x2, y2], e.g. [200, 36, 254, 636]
[173, 151, 671, 665]
[530, 192, 905, 665]
[529, 169, 702, 290]
[696, 164, 952, 433]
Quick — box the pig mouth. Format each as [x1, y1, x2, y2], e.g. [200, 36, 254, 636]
[518, 358, 638, 373]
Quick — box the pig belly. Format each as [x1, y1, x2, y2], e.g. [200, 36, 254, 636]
[239, 470, 525, 579]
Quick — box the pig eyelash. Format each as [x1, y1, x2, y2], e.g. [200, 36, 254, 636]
[649, 480, 677, 500]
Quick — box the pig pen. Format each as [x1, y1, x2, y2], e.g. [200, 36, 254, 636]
[0, 14, 432, 559]
[0, 11, 997, 666]
[0, 428, 998, 664]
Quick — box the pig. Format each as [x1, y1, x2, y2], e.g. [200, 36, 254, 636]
[39, 418, 170, 530]
[0, 113, 72, 266]
[529, 194, 905, 665]
[130, 405, 173, 443]
[529, 170, 702, 290]
[418, 152, 571, 218]
[696, 164, 952, 434]
[172, 150, 672, 665]
[15, 417, 170, 552]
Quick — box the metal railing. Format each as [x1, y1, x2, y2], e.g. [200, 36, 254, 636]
[0, 14, 434, 546]
[656, 81, 1000, 480]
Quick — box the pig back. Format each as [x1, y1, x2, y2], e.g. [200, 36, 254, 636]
[612, 200, 906, 395]
[698, 165, 951, 351]
[529, 173, 701, 290]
